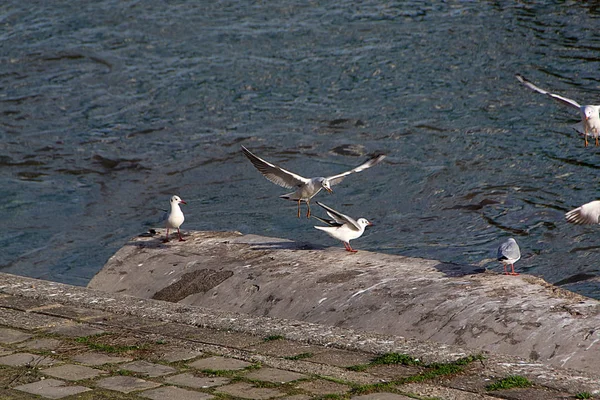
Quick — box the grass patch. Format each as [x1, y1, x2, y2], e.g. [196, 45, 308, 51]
[371, 353, 422, 366]
[576, 393, 593, 399]
[74, 336, 144, 353]
[284, 352, 313, 360]
[263, 335, 285, 342]
[486, 375, 532, 391]
[346, 364, 369, 372]
[116, 369, 135, 376]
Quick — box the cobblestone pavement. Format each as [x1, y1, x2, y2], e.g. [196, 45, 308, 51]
[0, 274, 598, 399]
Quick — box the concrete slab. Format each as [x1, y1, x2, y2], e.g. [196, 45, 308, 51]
[244, 367, 307, 383]
[245, 340, 329, 358]
[0, 346, 13, 356]
[46, 323, 105, 338]
[401, 383, 499, 399]
[295, 379, 351, 395]
[70, 352, 133, 366]
[153, 348, 203, 362]
[149, 323, 263, 348]
[13, 378, 91, 399]
[139, 386, 215, 400]
[96, 375, 161, 393]
[0, 294, 54, 311]
[165, 373, 231, 389]
[17, 338, 63, 351]
[41, 364, 107, 380]
[121, 360, 177, 377]
[87, 231, 600, 372]
[0, 308, 70, 330]
[351, 394, 414, 400]
[189, 356, 252, 371]
[36, 305, 112, 321]
[0, 352, 58, 367]
[0, 328, 32, 344]
[215, 382, 285, 399]
[305, 349, 373, 368]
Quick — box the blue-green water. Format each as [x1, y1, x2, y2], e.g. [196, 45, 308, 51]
[2, 1, 600, 298]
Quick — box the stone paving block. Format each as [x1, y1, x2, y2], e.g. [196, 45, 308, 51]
[165, 372, 230, 389]
[281, 396, 312, 400]
[13, 378, 91, 399]
[295, 379, 351, 395]
[487, 388, 573, 400]
[93, 314, 169, 330]
[154, 347, 203, 362]
[245, 367, 307, 383]
[41, 364, 107, 381]
[17, 338, 63, 350]
[96, 375, 161, 393]
[121, 360, 177, 377]
[176, 326, 264, 348]
[306, 349, 374, 368]
[0, 352, 58, 367]
[0, 328, 32, 344]
[351, 393, 414, 400]
[245, 339, 328, 358]
[0, 308, 70, 330]
[46, 323, 105, 338]
[0, 346, 13, 356]
[401, 383, 498, 399]
[0, 294, 52, 311]
[139, 386, 215, 400]
[37, 304, 112, 321]
[215, 382, 285, 399]
[189, 356, 252, 371]
[71, 352, 133, 366]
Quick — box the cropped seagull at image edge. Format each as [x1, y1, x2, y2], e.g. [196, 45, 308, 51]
[565, 200, 600, 225]
[515, 73, 600, 147]
[241, 145, 385, 218]
[497, 238, 521, 276]
[313, 201, 372, 253]
[163, 195, 186, 242]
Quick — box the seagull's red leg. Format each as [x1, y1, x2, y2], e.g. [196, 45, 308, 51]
[306, 200, 311, 218]
[503, 264, 508, 275]
[297, 200, 301, 218]
[585, 126, 589, 147]
[595, 131, 599, 146]
[163, 229, 170, 243]
[345, 242, 358, 253]
[177, 228, 185, 242]
[510, 264, 519, 276]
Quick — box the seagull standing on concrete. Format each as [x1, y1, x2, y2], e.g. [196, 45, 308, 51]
[241, 146, 385, 218]
[313, 202, 372, 253]
[565, 200, 600, 225]
[515, 74, 600, 147]
[497, 238, 521, 276]
[163, 195, 186, 243]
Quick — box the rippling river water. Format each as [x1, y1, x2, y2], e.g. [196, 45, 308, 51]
[2, 1, 600, 298]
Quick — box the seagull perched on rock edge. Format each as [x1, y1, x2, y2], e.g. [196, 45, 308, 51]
[497, 238, 521, 276]
[163, 195, 186, 242]
[313, 201, 372, 253]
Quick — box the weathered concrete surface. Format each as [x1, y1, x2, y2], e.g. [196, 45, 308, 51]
[88, 230, 600, 373]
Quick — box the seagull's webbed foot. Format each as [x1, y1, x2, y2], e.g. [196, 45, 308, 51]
[177, 228, 185, 242]
[343, 242, 358, 253]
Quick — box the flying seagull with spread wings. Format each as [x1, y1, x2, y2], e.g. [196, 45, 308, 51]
[516, 74, 600, 147]
[241, 146, 385, 218]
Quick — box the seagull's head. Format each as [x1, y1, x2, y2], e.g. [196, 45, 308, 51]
[320, 179, 333, 193]
[170, 195, 187, 205]
[357, 218, 373, 228]
[583, 106, 598, 121]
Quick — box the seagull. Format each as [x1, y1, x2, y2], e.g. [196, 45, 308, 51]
[163, 195, 186, 242]
[515, 74, 600, 147]
[241, 145, 385, 218]
[497, 238, 521, 276]
[313, 201, 372, 253]
[565, 200, 600, 225]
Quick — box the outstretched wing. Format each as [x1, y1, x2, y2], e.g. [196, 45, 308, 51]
[242, 146, 310, 189]
[565, 200, 600, 225]
[515, 74, 581, 110]
[316, 202, 360, 230]
[327, 154, 386, 186]
[311, 215, 342, 227]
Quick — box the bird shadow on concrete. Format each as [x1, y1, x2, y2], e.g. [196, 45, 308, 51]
[431, 261, 486, 277]
[246, 241, 327, 251]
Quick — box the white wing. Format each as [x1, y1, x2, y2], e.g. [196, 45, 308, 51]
[516, 74, 581, 110]
[316, 202, 360, 231]
[327, 154, 386, 186]
[565, 200, 600, 225]
[242, 146, 310, 189]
